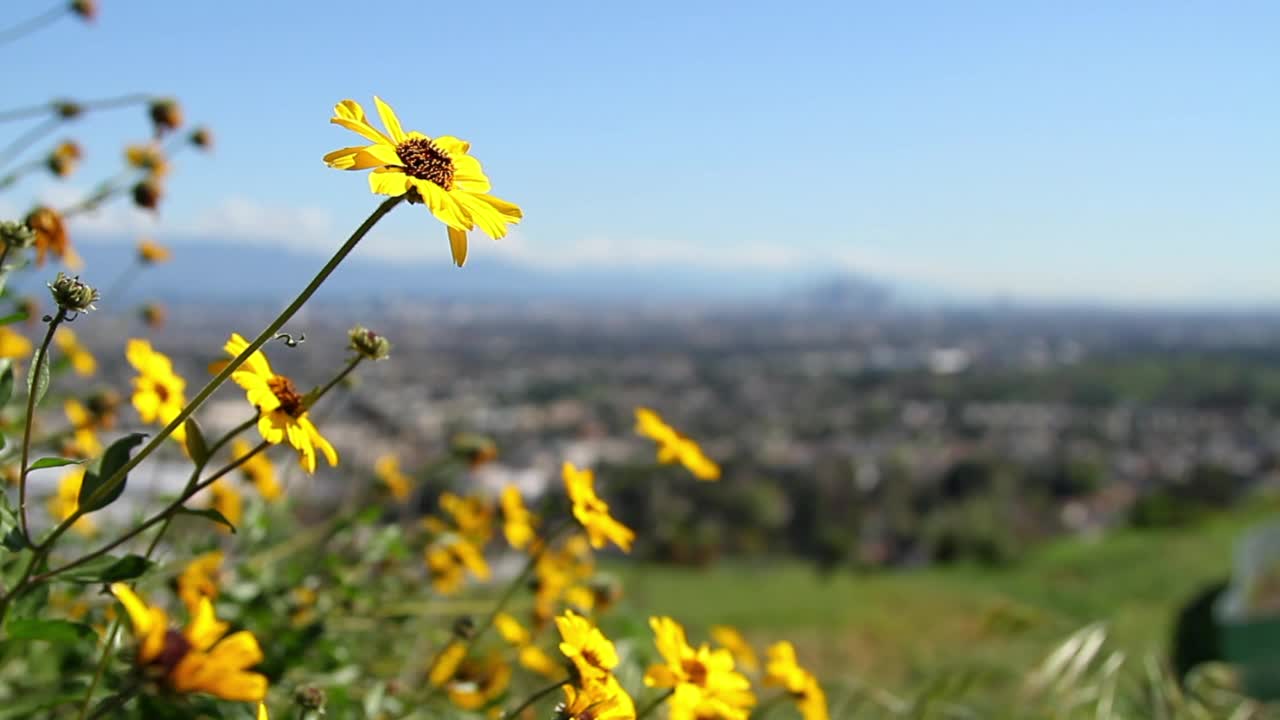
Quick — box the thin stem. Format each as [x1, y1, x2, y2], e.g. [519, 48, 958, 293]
[0, 4, 67, 49]
[0, 158, 42, 190]
[20, 309, 66, 545]
[0, 117, 59, 169]
[635, 688, 675, 720]
[309, 355, 363, 409]
[54, 195, 403, 547]
[501, 677, 571, 720]
[76, 617, 121, 720]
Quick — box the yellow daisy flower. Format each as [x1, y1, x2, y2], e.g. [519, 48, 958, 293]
[563, 463, 634, 552]
[558, 676, 636, 720]
[374, 454, 412, 502]
[233, 439, 281, 501]
[177, 550, 223, 615]
[635, 407, 721, 481]
[137, 238, 172, 264]
[224, 333, 337, 474]
[48, 466, 95, 536]
[63, 399, 103, 457]
[763, 642, 828, 720]
[323, 96, 522, 267]
[126, 338, 187, 443]
[500, 484, 537, 550]
[710, 625, 760, 674]
[110, 583, 268, 704]
[555, 609, 618, 684]
[444, 653, 511, 711]
[438, 491, 494, 542]
[209, 479, 242, 533]
[0, 327, 32, 359]
[54, 327, 96, 376]
[645, 616, 755, 720]
[425, 535, 490, 595]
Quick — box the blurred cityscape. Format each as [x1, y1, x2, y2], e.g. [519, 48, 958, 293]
[64, 282, 1280, 571]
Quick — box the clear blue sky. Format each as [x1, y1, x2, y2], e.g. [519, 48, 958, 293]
[4, 1, 1278, 303]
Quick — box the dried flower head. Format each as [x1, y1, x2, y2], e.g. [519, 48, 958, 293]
[70, 0, 97, 21]
[140, 302, 166, 329]
[347, 325, 391, 360]
[46, 141, 83, 178]
[189, 126, 214, 151]
[294, 686, 326, 712]
[132, 179, 163, 212]
[25, 206, 79, 266]
[47, 272, 99, 314]
[53, 100, 83, 119]
[149, 98, 183, 135]
[0, 221, 35, 251]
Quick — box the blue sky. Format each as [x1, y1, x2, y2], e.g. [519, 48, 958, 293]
[3, 1, 1278, 303]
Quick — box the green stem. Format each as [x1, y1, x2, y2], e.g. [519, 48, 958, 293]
[0, 4, 67, 49]
[0, 117, 59, 168]
[76, 620, 122, 720]
[48, 195, 403, 554]
[635, 688, 675, 720]
[19, 309, 66, 545]
[501, 677, 571, 720]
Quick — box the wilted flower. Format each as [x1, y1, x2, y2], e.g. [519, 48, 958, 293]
[148, 98, 183, 135]
[47, 272, 99, 313]
[347, 325, 391, 361]
[132, 179, 163, 211]
[323, 96, 522, 266]
[46, 140, 82, 178]
[26, 207, 80, 267]
[224, 332, 337, 473]
[110, 584, 269, 703]
[563, 462, 634, 552]
[137, 238, 172, 264]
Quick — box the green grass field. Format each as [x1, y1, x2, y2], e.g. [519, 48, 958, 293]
[611, 508, 1275, 699]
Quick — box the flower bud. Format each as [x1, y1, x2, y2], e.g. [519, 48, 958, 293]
[347, 325, 391, 361]
[148, 98, 183, 135]
[0, 221, 35, 251]
[47, 272, 99, 314]
[140, 302, 166, 329]
[293, 685, 326, 712]
[132, 179, 163, 212]
[189, 126, 214, 151]
[70, 0, 97, 21]
[53, 100, 83, 119]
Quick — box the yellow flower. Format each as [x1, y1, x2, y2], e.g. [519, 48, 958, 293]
[0, 327, 31, 359]
[126, 338, 187, 444]
[209, 479, 242, 533]
[710, 626, 759, 674]
[177, 550, 222, 615]
[125, 143, 170, 177]
[429, 641, 468, 688]
[323, 97, 522, 267]
[644, 616, 755, 720]
[224, 333, 337, 474]
[137, 238, 172, 264]
[374, 454, 412, 502]
[500, 484, 537, 550]
[54, 327, 96, 376]
[110, 584, 268, 703]
[444, 653, 511, 711]
[520, 645, 564, 680]
[26, 206, 82, 268]
[563, 463, 634, 552]
[439, 491, 494, 542]
[47, 140, 82, 178]
[763, 642, 827, 720]
[425, 535, 490, 595]
[495, 612, 531, 647]
[555, 609, 618, 684]
[233, 439, 281, 501]
[47, 466, 95, 536]
[63, 399, 102, 457]
[635, 407, 721, 481]
[558, 675, 636, 720]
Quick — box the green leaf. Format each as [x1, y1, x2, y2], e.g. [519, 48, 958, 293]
[56, 553, 152, 583]
[184, 417, 209, 466]
[0, 359, 13, 406]
[175, 506, 237, 533]
[25, 346, 49, 407]
[78, 433, 146, 513]
[6, 618, 95, 643]
[0, 311, 27, 326]
[0, 494, 16, 552]
[28, 457, 82, 471]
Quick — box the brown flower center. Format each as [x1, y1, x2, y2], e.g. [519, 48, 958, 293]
[268, 375, 305, 417]
[396, 137, 454, 189]
[153, 629, 191, 672]
[682, 658, 709, 686]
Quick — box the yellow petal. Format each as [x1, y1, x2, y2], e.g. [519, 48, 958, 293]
[450, 154, 491, 193]
[373, 96, 406, 145]
[223, 333, 273, 378]
[368, 167, 411, 197]
[414, 181, 472, 231]
[454, 192, 518, 240]
[210, 630, 265, 670]
[323, 143, 401, 170]
[184, 597, 229, 652]
[448, 227, 468, 267]
[433, 135, 471, 155]
[331, 99, 391, 146]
